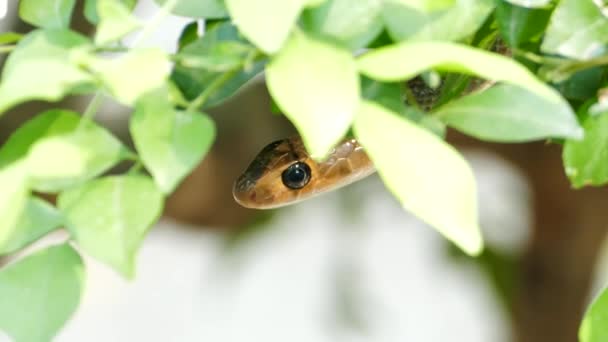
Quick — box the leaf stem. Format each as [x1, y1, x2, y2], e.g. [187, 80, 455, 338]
[512, 48, 565, 65]
[132, 0, 178, 47]
[186, 69, 238, 111]
[555, 55, 608, 76]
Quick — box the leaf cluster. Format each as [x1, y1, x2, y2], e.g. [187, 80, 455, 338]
[0, 0, 608, 340]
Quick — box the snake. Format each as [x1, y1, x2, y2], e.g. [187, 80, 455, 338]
[233, 41, 510, 209]
[233, 136, 375, 209]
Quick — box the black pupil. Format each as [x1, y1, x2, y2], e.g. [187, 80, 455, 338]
[281, 162, 311, 189]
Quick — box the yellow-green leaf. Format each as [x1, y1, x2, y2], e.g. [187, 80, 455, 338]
[0, 244, 84, 342]
[358, 41, 558, 102]
[266, 30, 359, 159]
[353, 100, 482, 255]
[58, 175, 164, 278]
[225, 0, 308, 53]
[86, 49, 170, 106]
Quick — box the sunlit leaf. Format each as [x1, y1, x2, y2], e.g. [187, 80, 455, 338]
[94, 0, 142, 45]
[19, 0, 76, 29]
[225, 0, 309, 53]
[0, 244, 84, 342]
[358, 41, 560, 102]
[542, 0, 608, 59]
[266, 30, 359, 159]
[84, 0, 137, 24]
[435, 84, 583, 142]
[0, 109, 130, 192]
[0, 162, 29, 249]
[27, 125, 130, 192]
[58, 175, 164, 278]
[86, 49, 170, 106]
[131, 91, 216, 193]
[154, 0, 228, 19]
[0, 30, 93, 115]
[0, 197, 63, 255]
[301, 0, 383, 50]
[353, 100, 482, 255]
[382, 0, 494, 42]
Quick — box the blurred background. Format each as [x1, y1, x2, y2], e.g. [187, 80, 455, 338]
[2, 1, 608, 342]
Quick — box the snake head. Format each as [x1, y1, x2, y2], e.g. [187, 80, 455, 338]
[233, 138, 313, 209]
[233, 136, 374, 209]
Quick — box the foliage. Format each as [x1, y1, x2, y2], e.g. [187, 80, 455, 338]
[0, 0, 607, 340]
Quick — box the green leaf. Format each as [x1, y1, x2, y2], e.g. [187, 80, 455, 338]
[19, 0, 76, 29]
[361, 78, 447, 137]
[154, 0, 228, 19]
[353, 100, 482, 255]
[0, 32, 23, 45]
[58, 175, 164, 277]
[0, 110, 85, 166]
[0, 244, 84, 342]
[177, 21, 200, 51]
[542, 0, 608, 60]
[556, 67, 608, 101]
[172, 61, 264, 108]
[0, 30, 94, 115]
[0, 109, 130, 192]
[85, 0, 137, 24]
[225, 0, 309, 53]
[176, 41, 255, 72]
[0, 162, 30, 250]
[435, 84, 583, 142]
[94, 0, 142, 45]
[382, 0, 494, 42]
[266, 30, 359, 159]
[0, 197, 63, 255]
[86, 49, 170, 106]
[358, 41, 560, 103]
[171, 22, 264, 108]
[131, 91, 216, 193]
[27, 123, 130, 192]
[300, 0, 384, 50]
[361, 77, 407, 115]
[563, 105, 608, 188]
[495, 0, 553, 48]
[580, 286, 608, 342]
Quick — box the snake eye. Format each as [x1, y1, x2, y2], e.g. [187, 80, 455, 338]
[281, 162, 311, 189]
